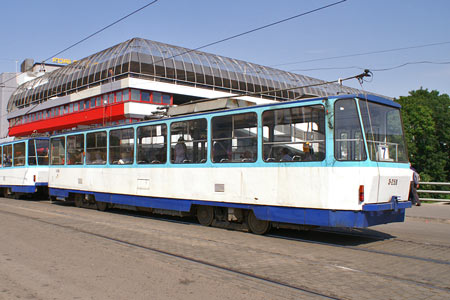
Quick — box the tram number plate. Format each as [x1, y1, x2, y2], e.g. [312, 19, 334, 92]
[388, 179, 398, 186]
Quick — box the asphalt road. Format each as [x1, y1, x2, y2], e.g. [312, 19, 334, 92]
[0, 198, 449, 300]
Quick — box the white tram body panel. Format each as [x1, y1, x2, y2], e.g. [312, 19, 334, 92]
[0, 167, 45, 186]
[48, 165, 411, 211]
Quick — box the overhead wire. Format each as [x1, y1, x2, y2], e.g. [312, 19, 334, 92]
[150, 0, 347, 66]
[181, 70, 372, 105]
[0, 0, 160, 88]
[288, 60, 450, 73]
[272, 41, 450, 67]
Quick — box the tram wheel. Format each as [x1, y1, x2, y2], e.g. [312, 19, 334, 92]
[196, 206, 214, 226]
[96, 201, 108, 211]
[247, 210, 271, 235]
[74, 194, 83, 208]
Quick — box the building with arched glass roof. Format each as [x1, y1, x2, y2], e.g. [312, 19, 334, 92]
[7, 37, 367, 137]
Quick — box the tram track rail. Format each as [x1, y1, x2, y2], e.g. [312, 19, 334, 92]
[0, 208, 339, 300]
[1, 200, 449, 296]
[268, 233, 450, 266]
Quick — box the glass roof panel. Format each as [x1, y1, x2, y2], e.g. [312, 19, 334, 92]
[8, 37, 371, 113]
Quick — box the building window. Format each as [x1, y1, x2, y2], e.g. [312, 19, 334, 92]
[162, 94, 171, 105]
[142, 91, 150, 102]
[131, 89, 140, 101]
[108, 93, 114, 104]
[152, 92, 161, 104]
[116, 91, 123, 102]
[123, 89, 130, 101]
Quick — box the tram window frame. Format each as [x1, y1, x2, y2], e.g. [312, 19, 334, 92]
[137, 124, 167, 164]
[66, 134, 85, 165]
[13, 142, 26, 166]
[262, 105, 326, 163]
[50, 137, 66, 165]
[109, 127, 134, 165]
[3, 145, 12, 167]
[86, 131, 107, 165]
[211, 112, 258, 163]
[359, 100, 408, 163]
[28, 140, 37, 166]
[170, 118, 208, 164]
[334, 99, 367, 161]
[36, 139, 49, 165]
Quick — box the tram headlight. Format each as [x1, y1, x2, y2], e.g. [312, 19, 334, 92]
[359, 185, 364, 202]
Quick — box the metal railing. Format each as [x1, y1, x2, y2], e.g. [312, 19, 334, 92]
[418, 182, 450, 202]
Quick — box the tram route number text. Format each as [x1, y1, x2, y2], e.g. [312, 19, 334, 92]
[388, 179, 398, 186]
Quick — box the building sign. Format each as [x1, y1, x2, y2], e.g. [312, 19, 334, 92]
[52, 57, 77, 65]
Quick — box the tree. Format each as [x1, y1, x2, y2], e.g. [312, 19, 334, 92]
[396, 89, 450, 182]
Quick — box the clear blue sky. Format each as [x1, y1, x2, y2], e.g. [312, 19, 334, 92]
[1, 0, 449, 98]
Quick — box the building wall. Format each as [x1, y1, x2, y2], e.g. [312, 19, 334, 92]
[0, 72, 19, 141]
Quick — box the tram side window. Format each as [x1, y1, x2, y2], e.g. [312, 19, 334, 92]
[110, 128, 134, 165]
[170, 119, 207, 164]
[36, 139, 49, 165]
[0, 146, 2, 167]
[262, 105, 326, 162]
[86, 131, 107, 165]
[13, 142, 26, 166]
[28, 140, 37, 166]
[67, 134, 85, 165]
[3, 145, 12, 167]
[212, 113, 257, 163]
[334, 99, 367, 161]
[137, 124, 167, 164]
[50, 137, 66, 165]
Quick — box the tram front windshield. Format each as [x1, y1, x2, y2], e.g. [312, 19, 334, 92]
[358, 100, 408, 163]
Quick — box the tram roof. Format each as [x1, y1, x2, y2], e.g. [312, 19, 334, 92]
[8, 37, 372, 113]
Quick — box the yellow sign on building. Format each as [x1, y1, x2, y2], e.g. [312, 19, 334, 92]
[52, 57, 77, 65]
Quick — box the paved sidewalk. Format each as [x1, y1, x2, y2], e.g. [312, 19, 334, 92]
[406, 202, 450, 220]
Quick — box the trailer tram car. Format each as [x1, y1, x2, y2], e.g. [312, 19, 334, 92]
[48, 94, 412, 234]
[0, 138, 50, 198]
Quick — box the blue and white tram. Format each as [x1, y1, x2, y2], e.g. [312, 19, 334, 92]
[0, 137, 50, 198]
[48, 94, 412, 234]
